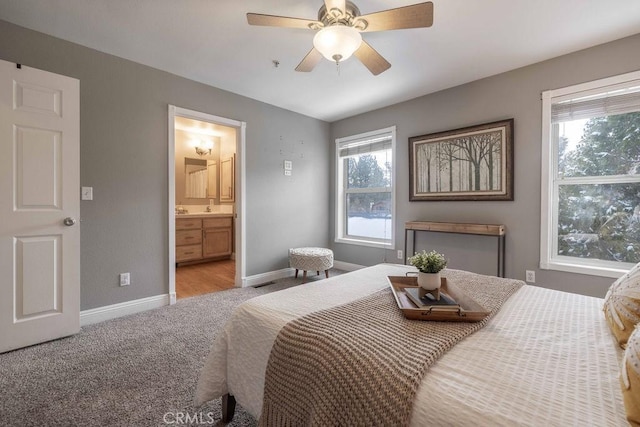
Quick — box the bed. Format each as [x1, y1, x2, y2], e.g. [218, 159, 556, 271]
[195, 263, 627, 426]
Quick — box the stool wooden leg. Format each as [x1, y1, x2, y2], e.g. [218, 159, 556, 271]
[295, 269, 299, 278]
[302, 271, 307, 283]
[325, 270, 329, 279]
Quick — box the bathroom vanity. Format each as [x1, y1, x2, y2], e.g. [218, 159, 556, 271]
[176, 213, 233, 265]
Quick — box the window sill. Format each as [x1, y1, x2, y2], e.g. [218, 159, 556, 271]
[541, 258, 630, 279]
[335, 237, 393, 250]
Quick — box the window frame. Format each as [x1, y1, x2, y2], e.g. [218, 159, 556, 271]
[335, 126, 396, 249]
[540, 70, 640, 278]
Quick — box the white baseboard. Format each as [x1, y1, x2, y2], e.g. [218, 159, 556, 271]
[333, 260, 365, 271]
[80, 294, 170, 326]
[242, 260, 365, 287]
[80, 261, 366, 325]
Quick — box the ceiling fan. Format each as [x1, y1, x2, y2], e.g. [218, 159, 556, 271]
[247, 1, 434, 75]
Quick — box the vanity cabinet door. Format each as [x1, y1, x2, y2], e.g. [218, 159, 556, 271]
[202, 217, 233, 258]
[203, 228, 232, 258]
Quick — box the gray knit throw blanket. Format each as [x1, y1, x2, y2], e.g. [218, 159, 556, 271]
[259, 270, 523, 427]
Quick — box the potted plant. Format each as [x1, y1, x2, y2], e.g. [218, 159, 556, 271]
[407, 250, 447, 292]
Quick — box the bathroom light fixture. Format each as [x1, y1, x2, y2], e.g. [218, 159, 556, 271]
[193, 139, 213, 156]
[313, 25, 362, 64]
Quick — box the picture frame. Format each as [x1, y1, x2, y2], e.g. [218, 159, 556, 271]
[409, 119, 514, 201]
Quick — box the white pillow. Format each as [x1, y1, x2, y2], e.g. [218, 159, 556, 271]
[621, 324, 640, 425]
[604, 262, 640, 347]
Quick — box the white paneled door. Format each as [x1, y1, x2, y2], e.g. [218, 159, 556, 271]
[0, 60, 80, 353]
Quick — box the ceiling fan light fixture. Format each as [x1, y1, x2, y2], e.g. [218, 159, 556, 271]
[313, 25, 362, 63]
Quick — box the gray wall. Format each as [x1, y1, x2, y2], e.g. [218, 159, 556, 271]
[330, 33, 640, 298]
[3, 18, 638, 306]
[0, 20, 331, 310]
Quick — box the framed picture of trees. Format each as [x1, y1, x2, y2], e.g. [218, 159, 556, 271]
[409, 119, 514, 201]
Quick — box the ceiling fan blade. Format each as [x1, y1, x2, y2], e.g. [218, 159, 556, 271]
[295, 48, 324, 72]
[358, 2, 434, 32]
[354, 41, 391, 76]
[247, 13, 320, 30]
[324, 0, 346, 17]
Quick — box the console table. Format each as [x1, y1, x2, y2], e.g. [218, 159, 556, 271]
[404, 221, 506, 277]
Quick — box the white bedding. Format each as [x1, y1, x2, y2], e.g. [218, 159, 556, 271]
[196, 263, 626, 426]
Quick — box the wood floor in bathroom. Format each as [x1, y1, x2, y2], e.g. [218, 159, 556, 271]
[175, 259, 236, 299]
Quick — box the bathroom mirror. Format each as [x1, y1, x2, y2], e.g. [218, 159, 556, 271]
[185, 157, 207, 199]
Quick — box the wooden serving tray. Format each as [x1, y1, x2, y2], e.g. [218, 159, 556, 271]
[387, 275, 490, 322]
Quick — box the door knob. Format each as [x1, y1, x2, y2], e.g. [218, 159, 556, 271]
[63, 217, 77, 226]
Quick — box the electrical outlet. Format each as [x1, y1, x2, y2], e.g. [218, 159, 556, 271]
[119, 272, 130, 286]
[397, 250, 403, 260]
[525, 270, 535, 283]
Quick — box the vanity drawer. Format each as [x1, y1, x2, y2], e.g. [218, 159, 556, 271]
[176, 244, 202, 262]
[176, 218, 202, 230]
[176, 229, 202, 246]
[203, 217, 233, 229]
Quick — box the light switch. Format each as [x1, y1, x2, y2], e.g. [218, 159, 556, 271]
[81, 186, 93, 200]
[284, 160, 292, 170]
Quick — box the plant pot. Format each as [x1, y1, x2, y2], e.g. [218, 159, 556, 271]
[418, 271, 441, 291]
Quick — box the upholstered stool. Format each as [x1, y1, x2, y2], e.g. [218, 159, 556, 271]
[289, 247, 334, 283]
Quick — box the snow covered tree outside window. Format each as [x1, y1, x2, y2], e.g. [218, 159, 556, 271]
[542, 71, 640, 277]
[557, 112, 640, 263]
[336, 127, 395, 248]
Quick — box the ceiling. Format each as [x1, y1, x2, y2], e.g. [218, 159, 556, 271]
[1, 0, 639, 122]
[175, 116, 236, 141]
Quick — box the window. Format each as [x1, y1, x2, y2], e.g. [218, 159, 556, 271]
[335, 126, 396, 248]
[541, 71, 640, 277]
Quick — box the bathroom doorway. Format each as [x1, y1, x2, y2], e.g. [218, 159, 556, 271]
[168, 106, 246, 303]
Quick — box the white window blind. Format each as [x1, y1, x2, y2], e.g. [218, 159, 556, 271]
[551, 81, 640, 123]
[338, 134, 392, 158]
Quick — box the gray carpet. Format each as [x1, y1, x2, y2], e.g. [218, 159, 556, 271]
[0, 271, 343, 426]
